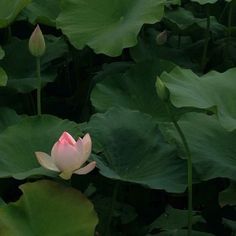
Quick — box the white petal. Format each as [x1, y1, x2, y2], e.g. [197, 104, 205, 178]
[51, 141, 84, 172]
[74, 161, 96, 175]
[35, 152, 59, 172]
[82, 133, 92, 157]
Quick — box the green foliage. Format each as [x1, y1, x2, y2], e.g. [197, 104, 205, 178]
[0, 180, 98, 236]
[0, 115, 80, 179]
[0, 0, 235, 235]
[57, 0, 166, 56]
[0, 36, 68, 93]
[22, 0, 60, 26]
[85, 107, 187, 192]
[161, 66, 236, 131]
[0, 0, 30, 28]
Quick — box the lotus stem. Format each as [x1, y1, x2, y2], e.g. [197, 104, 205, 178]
[36, 57, 41, 115]
[165, 103, 193, 236]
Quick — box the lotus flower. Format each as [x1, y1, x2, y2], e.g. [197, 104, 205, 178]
[35, 132, 96, 180]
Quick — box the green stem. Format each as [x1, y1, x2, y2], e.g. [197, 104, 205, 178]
[36, 57, 41, 115]
[104, 182, 119, 236]
[201, 5, 211, 72]
[165, 103, 192, 236]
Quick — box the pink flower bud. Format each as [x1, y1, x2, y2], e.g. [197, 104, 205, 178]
[35, 132, 96, 180]
[29, 25, 46, 57]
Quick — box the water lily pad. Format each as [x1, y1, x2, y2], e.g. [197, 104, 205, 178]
[85, 107, 187, 193]
[0, 0, 30, 28]
[161, 66, 236, 131]
[56, 0, 165, 56]
[0, 180, 98, 236]
[0, 115, 81, 179]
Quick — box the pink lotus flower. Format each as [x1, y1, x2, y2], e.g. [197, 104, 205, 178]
[35, 132, 96, 180]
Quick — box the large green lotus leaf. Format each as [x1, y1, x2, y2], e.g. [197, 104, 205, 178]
[161, 66, 236, 131]
[56, 0, 165, 56]
[0, 180, 98, 236]
[85, 107, 187, 193]
[0, 115, 81, 179]
[0, 36, 68, 93]
[160, 113, 236, 181]
[0, 108, 21, 133]
[22, 0, 60, 27]
[91, 60, 180, 121]
[0, 67, 7, 86]
[0, 0, 30, 28]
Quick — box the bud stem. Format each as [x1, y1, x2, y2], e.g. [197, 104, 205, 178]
[164, 103, 193, 236]
[36, 57, 42, 115]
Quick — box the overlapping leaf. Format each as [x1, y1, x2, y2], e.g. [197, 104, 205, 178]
[91, 60, 178, 121]
[0, 180, 98, 236]
[85, 107, 187, 193]
[160, 113, 236, 181]
[161, 66, 236, 131]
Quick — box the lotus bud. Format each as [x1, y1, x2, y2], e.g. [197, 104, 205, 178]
[155, 76, 169, 102]
[35, 132, 96, 180]
[156, 30, 168, 45]
[29, 25, 46, 57]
